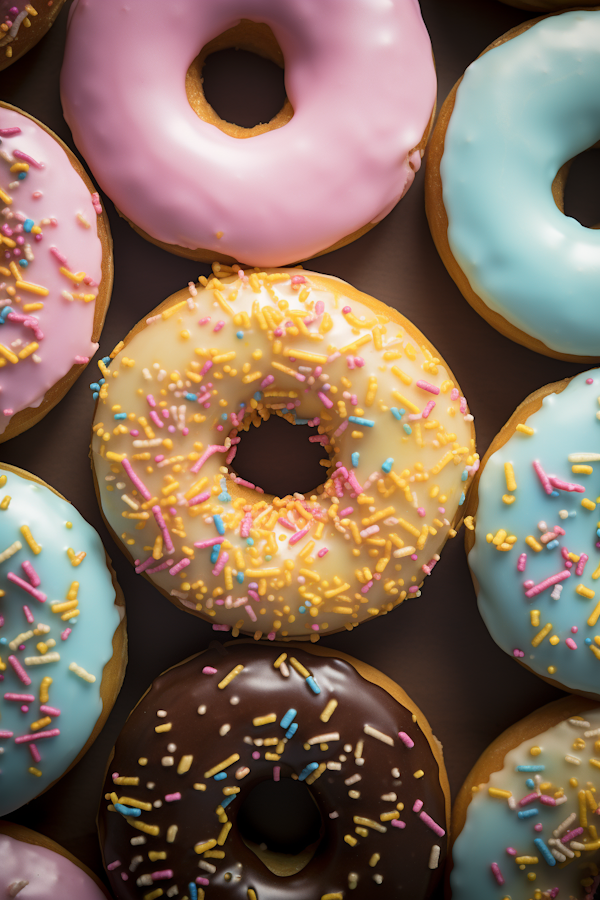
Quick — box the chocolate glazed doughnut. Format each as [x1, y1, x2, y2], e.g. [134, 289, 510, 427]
[99, 642, 449, 899]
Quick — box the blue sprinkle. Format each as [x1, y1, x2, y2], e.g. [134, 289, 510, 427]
[461, 468, 468, 482]
[114, 412, 127, 420]
[525, 778, 535, 789]
[17, 171, 26, 180]
[264, 555, 271, 562]
[24, 218, 34, 233]
[299, 762, 319, 782]
[280, 708, 297, 730]
[459, 492, 465, 506]
[391, 407, 402, 421]
[236, 330, 244, 339]
[382, 458, 393, 474]
[546, 539, 559, 550]
[213, 515, 225, 535]
[597, 528, 600, 537]
[403, 424, 412, 435]
[185, 392, 197, 402]
[214, 772, 227, 781]
[18, 258, 28, 268]
[348, 416, 374, 428]
[246, 538, 254, 546]
[218, 493, 231, 503]
[89, 382, 100, 391]
[304, 600, 312, 608]
[517, 808, 538, 819]
[92, 392, 99, 400]
[221, 793, 237, 809]
[351, 452, 360, 467]
[0, 637, 7, 645]
[221, 413, 228, 421]
[236, 571, 244, 583]
[550, 489, 560, 498]
[306, 675, 320, 695]
[516, 765, 545, 772]
[298, 606, 306, 614]
[254, 392, 263, 402]
[102, 356, 111, 366]
[586, 637, 593, 645]
[99, 378, 105, 385]
[285, 722, 298, 739]
[115, 803, 141, 817]
[0, 306, 12, 324]
[533, 837, 556, 867]
[210, 545, 220, 565]
[295, 419, 309, 425]
[189, 883, 198, 900]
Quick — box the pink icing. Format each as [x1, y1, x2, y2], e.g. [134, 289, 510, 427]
[0, 832, 107, 899]
[0, 107, 104, 434]
[60, 0, 436, 266]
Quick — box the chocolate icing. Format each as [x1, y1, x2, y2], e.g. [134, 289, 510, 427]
[99, 643, 446, 899]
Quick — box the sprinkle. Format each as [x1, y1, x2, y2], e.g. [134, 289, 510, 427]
[204, 753, 240, 779]
[68, 662, 96, 683]
[8, 655, 31, 685]
[364, 724, 394, 746]
[398, 731, 414, 748]
[533, 837, 556, 867]
[218, 665, 244, 689]
[490, 862, 504, 885]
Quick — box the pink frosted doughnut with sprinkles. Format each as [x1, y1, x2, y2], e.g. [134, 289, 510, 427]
[91, 266, 477, 639]
[0, 102, 112, 442]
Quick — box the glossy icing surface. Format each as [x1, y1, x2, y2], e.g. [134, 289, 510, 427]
[100, 644, 447, 899]
[0, 832, 107, 899]
[469, 370, 600, 696]
[451, 708, 600, 900]
[0, 465, 121, 817]
[0, 106, 104, 434]
[91, 268, 476, 638]
[60, 0, 436, 267]
[440, 11, 600, 357]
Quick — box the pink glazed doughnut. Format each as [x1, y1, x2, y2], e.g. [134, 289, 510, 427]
[60, 0, 436, 267]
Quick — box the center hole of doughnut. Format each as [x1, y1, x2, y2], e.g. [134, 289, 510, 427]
[553, 146, 600, 228]
[232, 416, 329, 497]
[186, 21, 292, 135]
[237, 778, 323, 874]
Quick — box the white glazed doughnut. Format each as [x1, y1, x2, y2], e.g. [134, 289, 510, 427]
[91, 267, 477, 639]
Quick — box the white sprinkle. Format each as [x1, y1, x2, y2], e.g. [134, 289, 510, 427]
[381, 793, 397, 802]
[129, 856, 143, 872]
[167, 825, 178, 843]
[0, 540, 21, 563]
[553, 812, 577, 838]
[329, 811, 339, 819]
[355, 758, 364, 767]
[161, 756, 174, 767]
[146, 782, 155, 790]
[157, 710, 168, 718]
[235, 767, 250, 780]
[568, 452, 600, 462]
[372, 874, 383, 884]
[391, 768, 400, 779]
[279, 660, 290, 678]
[344, 744, 352, 753]
[219, 724, 231, 737]
[167, 743, 176, 753]
[326, 762, 342, 770]
[230, 696, 240, 706]
[26, 652, 61, 666]
[550, 584, 563, 600]
[130, 836, 146, 846]
[568, 718, 590, 728]
[197, 705, 207, 715]
[348, 790, 360, 799]
[198, 862, 216, 873]
[307, 732, 340, 745]
[166, 888, 179, 898]
[428, 845, 441, 869]
[345, 774, 362, 786]
[565, 755, 581, 765]
[153, 800, 162, 808]
[136, 875, 153, 887]
[584, 727, 600, 738]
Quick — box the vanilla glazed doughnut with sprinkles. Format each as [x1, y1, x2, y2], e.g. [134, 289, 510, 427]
[91, 267, 477, 639]
[450, 696, 600, 900]
[0, 103, 112, 442]
[467, 368, 600, 699]
[0, 462, 126, 817]
[99, 642, 450, 900]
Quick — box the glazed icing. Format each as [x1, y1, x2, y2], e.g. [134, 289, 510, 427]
[440, 11, 600, 358]
[0, 831, 107, 899]
[469, 369, 600, 696]
[451, 708, 600, 900]
[91, 268, 476, 639]
[0, 106, 104, 434]
[100, 644, 447, 899]
[60, 0, 436, 267]
[0, 465, 121, 817]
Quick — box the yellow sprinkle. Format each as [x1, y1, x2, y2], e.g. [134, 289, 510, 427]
[30, 716, 51, 732]
[530, 610, 540, 627]
[320, 699, 338, 723]
[573, 465, 594, 474]
[502, 494, 516, 505]
[282, 348, 328, 364]
[413, 769, 425, 779]
[391, 391, 420, 414]
[18, 342, 38, 360]
[144, 890, 163, 900]
[218, 822, 232, 845]
[15, 280, 49, 296]
[532, 623, 552, 647]
[526, 535, 543, 553]
[0, 496, 10, 510]
[194, 839, 217, 854]
[577, 584, 596, 599]
[177, 755, 193, 774]
[118, 797, 152, 811]
[155, 723, 172, 733]
[516, 424, 535, 435]
[247, 891, 258, 900]
[587, 601, 600, 627]
[290, 657, 311, 679]
[252, 714, 277, 727]
[39, 676, 52, 704]
[488, 788, 512, 799]
[20, 525, 41, 554]
[204, 753, 240, 779]
[0, 344, 18, 364]
[28, 767, 42, 777]
[515, 856, 538, 865]
[113, 777, 139, 786]
[344, 835, 358, 846]
[0, 187, 12, 205]
[218, 664, 244, 689]
[580, 790, 588, 828]
[390, 365, 412, 386]
[273, 653, 287, 669]
[340, 334, 372, 354]
[582, 498, 597, 511]
[321, 895, 344, 900]
[504, 462, 517, 492]
[353, 816, 387, 833]
[125, 817, 160, 837]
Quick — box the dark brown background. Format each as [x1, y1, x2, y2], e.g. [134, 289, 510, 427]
[1, 0, 597, 895]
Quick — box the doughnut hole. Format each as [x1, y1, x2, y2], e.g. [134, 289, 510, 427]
[186, 20, 293, 136]
[231, 415, 330, 497]
[236, 777, 324, 876]
[552, 142, 600, 229]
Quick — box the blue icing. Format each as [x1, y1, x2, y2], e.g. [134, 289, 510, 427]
[469, 370, 600, 696]
[441, 11, 600, 357]
[0, 468, 121, 817]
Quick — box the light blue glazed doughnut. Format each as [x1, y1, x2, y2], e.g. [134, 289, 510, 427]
[0, 464, 124, 817]
[439, 10, 600, 358]
[469, 370, 600, 697]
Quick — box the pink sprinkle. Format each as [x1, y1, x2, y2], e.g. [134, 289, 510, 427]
[289, 525, 310, 546]
[121, 873, 128, 882]
[459, 396, 467, 414]
[277, 517, 296, 531]
[416, 380, 440, 395]
[245, 605, 257, 623]
[7, 572, 46, 603]
[534, 823, 543, 832]
[107, 861, 121, 871]
[145, 559, 174, 575]
[202, 666, 218, 675]
[571, 626, 578, 633]
[398, 731, 414, 748]
[519, 792, 538, 807]
[198, 317, 211, 326]
[273, 766, 281, 782]
[8, 655, 31, 685]
[587, 378, 595, 384]
[213, 320, 225, 332]
[566, 637, 577, 650]
[525, 569, 571, 598]
[260, 374, 275, 389]
[188, 491, 211, 507]
[410, 553, 418, 561]
[517, 553, 527, 572]
[4, 693, 34, 701]
[562, 826, 584, 843]
[122, 458, 152, 501]
[212, 551, 228, 577]
[533, 460, 554, 496]
[413, 799, 423, 812]
[311, 624, 319, 631]
[339, 507, 354, 517]
[417, 507, 426, 517]
[190, 443, 227, 474]
[21, 560, 40, 587]
[165, 793, 181, 802]
[251, 751, 260, 760]
[196, 878, 210, 887]
[391, 819, 406, 829]
[419, 811, 445, 837]
[15, 729, 60, 744]
[40, 705, 60, 717]
[13, 148, 43, 168]
[539, 795, 556, 806]
[317, 548, 329, 557]
[212, 624, 230, 632]
[506, 847, 517, 856]
[74, 355, 89, 364]
[318, 391, 333, 409]
[28, 743, 41, 763]
[61, 628, 72, 641]
[576, 554, 589, 576]
[149, 409, 164, 429]
[22, 605, 34, 624]
[50, 245, 68, 265]
[513, 648, 524, 658]
[169, 558, 190, 576]
[146, 394, 156, 408]
[152, 506, 174, 554]
[0, 730, 14, 738]
[0, 127, 21, 136]
[91, 192, 102, 214]
[491, 863, 504, 886]
[548, 475, 585, 493]
[291, 275, 306, 285]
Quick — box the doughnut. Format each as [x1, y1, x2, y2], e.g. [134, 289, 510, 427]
[90, 267, 477, 639]
[0, 461, 126, 818]
[450, 695, 600, 900]
[0, 820, 110, 899]
[498, 0, 598, 9]
[0, 1, 67, 70]
[426, 10, 600, 361]
[465, 368, 600, 699]
[0, 102, 112, 442]
[99, 642, 450, 899]
[60, 0, 436, 267]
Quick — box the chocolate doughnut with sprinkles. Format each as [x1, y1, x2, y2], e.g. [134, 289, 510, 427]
[99, 642, 449, 899]
[91, 266, 476, 639]
[0, 1, 67, 70]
